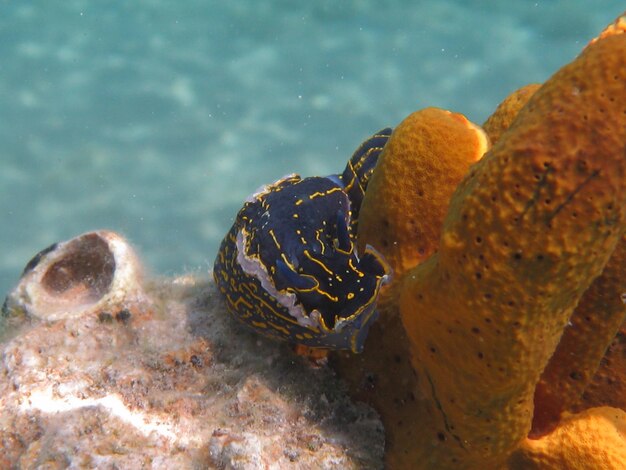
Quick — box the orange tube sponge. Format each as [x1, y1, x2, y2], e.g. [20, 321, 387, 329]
[335, 108, 488, 469]
[532, 234, 626, 437]
[357, 108, 489, 279]
[508, 407, 626, 470]
[482, 84, 541, 145]
[400, 32, 626, 469]
[574, 321, 626, 413]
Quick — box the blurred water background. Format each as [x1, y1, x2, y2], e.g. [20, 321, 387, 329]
[1, 1, 623, 297]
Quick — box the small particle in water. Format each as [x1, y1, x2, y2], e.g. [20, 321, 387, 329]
[621, 293, 626, 304]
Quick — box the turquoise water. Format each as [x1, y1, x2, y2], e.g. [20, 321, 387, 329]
[1, 1, 623, 297]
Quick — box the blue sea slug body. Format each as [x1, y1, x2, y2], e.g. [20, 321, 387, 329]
[213, 129, 392, 352]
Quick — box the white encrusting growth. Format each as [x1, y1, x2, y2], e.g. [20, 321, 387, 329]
[20, 388, 200, 446]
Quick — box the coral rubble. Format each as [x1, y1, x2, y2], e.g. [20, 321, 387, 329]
[0, 233, 384, 469]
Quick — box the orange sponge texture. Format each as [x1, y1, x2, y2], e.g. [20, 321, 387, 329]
[357, 108, 488, 278]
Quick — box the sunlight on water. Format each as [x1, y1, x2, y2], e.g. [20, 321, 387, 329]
[1, 0, 622, 296]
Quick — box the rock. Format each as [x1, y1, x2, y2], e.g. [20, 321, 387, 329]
[0, 232, 384, 469]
